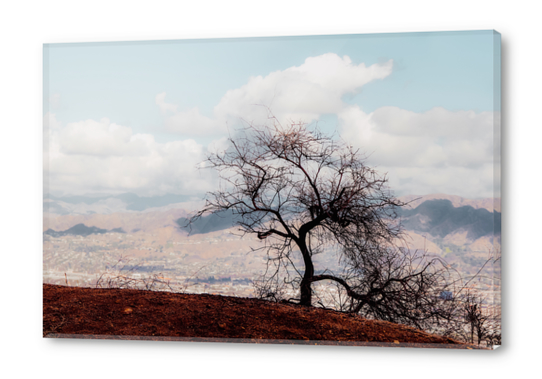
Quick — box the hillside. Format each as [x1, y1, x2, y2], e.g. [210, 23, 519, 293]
[43, 284, 485, 349]
[44, 208, 189, 234]
[397, 199, 501, 240]
[44, 223, 126, 237]
[399, 193, 501, 213]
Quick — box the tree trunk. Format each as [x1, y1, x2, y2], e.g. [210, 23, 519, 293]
[297, 238, 314, 306]
[300, 271, 313, 306]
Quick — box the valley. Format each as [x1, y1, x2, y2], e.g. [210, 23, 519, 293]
[43, 194, 501, 310]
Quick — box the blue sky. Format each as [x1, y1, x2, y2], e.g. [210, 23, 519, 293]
[43, 30, 500, 199]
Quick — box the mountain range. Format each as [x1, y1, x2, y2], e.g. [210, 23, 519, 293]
[399, 193, 500, 213]
[176, 198, 500, 242]
[397, 199, 500, 241]
[44, 193, 501, 255]
[44, 223, 126, 237]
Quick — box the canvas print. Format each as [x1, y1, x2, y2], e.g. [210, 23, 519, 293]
[43, 30, 501, 349]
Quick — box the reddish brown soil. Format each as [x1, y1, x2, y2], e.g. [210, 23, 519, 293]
[43, 284, 484, 349]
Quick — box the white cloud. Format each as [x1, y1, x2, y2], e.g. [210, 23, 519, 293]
[339, 106, 500, 198]
[207, 136, 229, 156]
[370, 106, 493, 140]
[155, 92, 178, 113]
[214, 53, 393, 124]
[290, 54, 392, 94]
[45, 53, 499, 200]
[58, 119, 149, 156]
[157, 92, 224, 136]
[164, 107, 221, 135]
[45, 118, 216, 196]
[159, 53, 393, 135]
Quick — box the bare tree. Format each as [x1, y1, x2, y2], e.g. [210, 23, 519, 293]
[95, 255, 175, 292]
[458, 290, 502, 345]
[189, 117, 506, 341]
[190, 117, 500, 342]
[191, 117, 405, 306]
[324, 246, 463, 331]
[464, 292, 488, 344]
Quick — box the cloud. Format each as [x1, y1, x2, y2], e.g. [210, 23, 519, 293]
[44, 113, 62, 186]
[155, 92, 178, 113]
[214, 53, 393, 123]
[164, 107, 221, 136]
[290, 54, 393, 94]
[157, 92, 224, 136]
[45, 53, 498, 200]
[159, 53, 393, 135]
[206, 136, 229, 156]
[338, 106, 500, 198]
[58, 119, 149, 156]
[45, 118, 218, 196]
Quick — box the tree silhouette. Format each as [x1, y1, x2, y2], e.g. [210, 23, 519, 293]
[191, 117, 407, 306]
[187, 116, 501, 343]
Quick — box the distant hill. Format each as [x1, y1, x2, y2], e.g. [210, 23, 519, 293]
[176, 197, 501, 241]
[176, 210, 242, 235]
[44, 193, 501, 254]
[44, 208, 189, 235]
[399, 193, 500, 213]
[44, 223, 126, 237]
[397, 199, 501, 241]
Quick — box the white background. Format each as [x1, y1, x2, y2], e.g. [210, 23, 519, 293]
[0, 0, 538, 377]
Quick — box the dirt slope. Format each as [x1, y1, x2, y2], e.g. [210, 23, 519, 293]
[43, 284, 485, 349]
